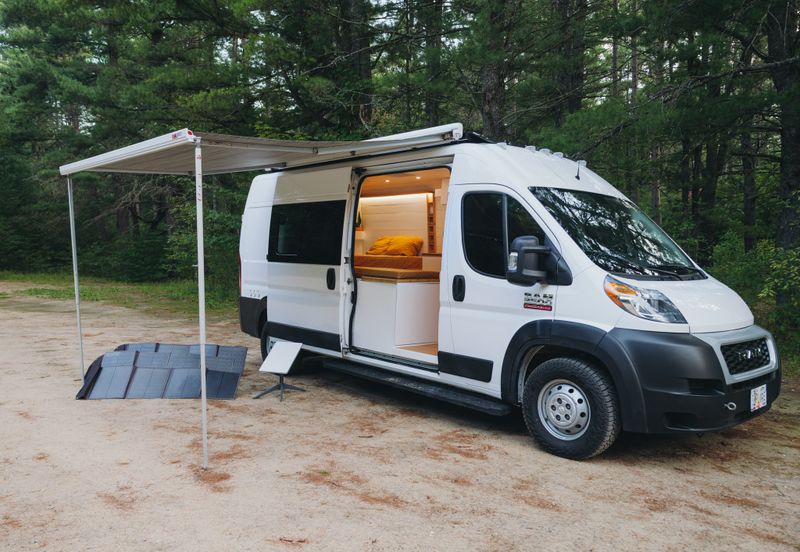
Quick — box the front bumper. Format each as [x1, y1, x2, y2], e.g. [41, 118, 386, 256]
[641, 369, 781, 432]
[602, 326, 781, 433]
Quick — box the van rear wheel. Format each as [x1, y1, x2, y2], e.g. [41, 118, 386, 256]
[259, 323, 270, 360]
[522, 358, 620, 460]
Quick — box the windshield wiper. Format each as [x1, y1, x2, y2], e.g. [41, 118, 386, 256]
[648, 263, 706, 279]
[642, 264, 683, 280]
[593, 251, 678, 279]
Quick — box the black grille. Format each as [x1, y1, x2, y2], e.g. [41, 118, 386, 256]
[721, 338, 770, 375]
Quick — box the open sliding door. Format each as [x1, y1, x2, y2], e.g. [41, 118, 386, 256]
[265, 167, 352, 353]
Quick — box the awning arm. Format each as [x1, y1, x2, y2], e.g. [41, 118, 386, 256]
[67, 177, 85, 378]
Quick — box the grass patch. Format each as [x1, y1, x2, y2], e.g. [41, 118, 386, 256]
[0, 271, 237, 320]
[783, 355, 799, 378]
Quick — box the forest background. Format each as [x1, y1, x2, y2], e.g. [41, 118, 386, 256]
[1, 0, 798, 363]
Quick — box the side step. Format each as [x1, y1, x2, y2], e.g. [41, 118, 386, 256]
[322, 359, 512, 416]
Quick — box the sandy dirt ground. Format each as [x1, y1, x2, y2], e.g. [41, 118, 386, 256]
[0, 280, 798, 552]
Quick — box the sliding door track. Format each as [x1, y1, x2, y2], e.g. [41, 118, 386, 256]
[347, 347, 438, 372]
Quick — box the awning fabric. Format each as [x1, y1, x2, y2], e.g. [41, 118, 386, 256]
[59, 123, 463, 176]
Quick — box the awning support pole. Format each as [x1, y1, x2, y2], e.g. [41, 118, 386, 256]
[67, 177, 85, 378]
[194, 140, 209, 470]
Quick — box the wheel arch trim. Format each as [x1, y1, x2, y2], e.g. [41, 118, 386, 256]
[500, 320, 648, 432]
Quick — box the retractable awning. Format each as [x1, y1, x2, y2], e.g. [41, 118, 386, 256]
[59, 123, 463, 176]
[59, 123, 463, 472]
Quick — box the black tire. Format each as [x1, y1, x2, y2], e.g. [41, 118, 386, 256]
[521, 357, 620, 460]
[259, 323, 270, 360]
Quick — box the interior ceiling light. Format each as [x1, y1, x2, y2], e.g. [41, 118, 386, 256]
[384, 179, 390, 183]
[415, 176, 421, 180]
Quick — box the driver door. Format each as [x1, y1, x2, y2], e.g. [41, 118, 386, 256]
[439, 184, 557, 395]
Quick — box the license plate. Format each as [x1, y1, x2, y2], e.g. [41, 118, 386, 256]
[750, 384, 768, 412]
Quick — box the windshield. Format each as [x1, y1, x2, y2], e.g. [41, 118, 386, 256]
[530, 187, 703, 280]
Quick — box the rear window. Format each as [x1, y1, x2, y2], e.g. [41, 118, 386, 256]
[268, 200, 346, 265]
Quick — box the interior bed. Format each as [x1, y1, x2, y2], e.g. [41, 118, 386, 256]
[353, 254, 422, 270]
[354, 266, 439, 281]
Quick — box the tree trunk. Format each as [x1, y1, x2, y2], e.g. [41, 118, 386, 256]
[691, 145, 702, 222]
[630, 0, 638, 107]
[766, 1, 800, 255]
[611, 0, 619, 97]
[741, 131, 757, 251]
[340, 0, 373, 130]
[353, 0, 372, 127]
[680, 138, 691, 215]
[650, 148, 661, 225]
[479, 0, 507, 140]
[422, 0, 443, 126]
[552, 0, 587, 126]
[627, 0, 639, 205]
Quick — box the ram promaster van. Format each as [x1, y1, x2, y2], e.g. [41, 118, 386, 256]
[239, 123, 781, 459]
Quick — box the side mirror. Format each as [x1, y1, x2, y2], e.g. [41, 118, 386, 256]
[507, 236, 549, 285]
[506, 236, 574, 287]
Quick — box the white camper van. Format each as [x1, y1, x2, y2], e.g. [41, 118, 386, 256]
[239, 123, 781, 459]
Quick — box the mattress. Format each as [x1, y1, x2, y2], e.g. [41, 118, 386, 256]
[354, 254, 422, 270]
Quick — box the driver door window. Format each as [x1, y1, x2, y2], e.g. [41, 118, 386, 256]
[462, 192, 546, 277]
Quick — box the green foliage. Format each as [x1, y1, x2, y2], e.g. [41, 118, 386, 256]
[0, 0, 797, 361]
[80, 229, 169, 282]
[711, 233, 800, 359]
[709, 232, 772, 305]
[759, 245, 800, 357]
[2, 271, 236, 316]
[163, 177, 245, 306]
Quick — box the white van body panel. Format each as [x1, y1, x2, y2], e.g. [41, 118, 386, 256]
[240, 173, 277, 299]
[449, 145, 625, 197]
[268, 167, 351, 337]
[238, 135, 778, 442]
[241, 141, 758, 354]
[614, 274, 754, 334]
[440, 182, 557, 397]
[550, 266, 624, 333]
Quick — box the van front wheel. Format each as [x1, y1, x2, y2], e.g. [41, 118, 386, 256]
[522, 358, 620, 460]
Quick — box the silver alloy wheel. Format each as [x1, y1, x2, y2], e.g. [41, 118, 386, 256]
[537, 378, 591, 441]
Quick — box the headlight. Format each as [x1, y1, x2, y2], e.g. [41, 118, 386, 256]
[604, 275, 687, 324]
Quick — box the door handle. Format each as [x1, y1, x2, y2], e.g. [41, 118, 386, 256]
[452, 275, 465, 302]
[326, 268, 336, 290]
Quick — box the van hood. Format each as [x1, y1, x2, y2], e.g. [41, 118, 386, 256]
[628, 275, 754, 333]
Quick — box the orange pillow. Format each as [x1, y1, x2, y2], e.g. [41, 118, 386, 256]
[367, 236, 423, 256]
[366, 236, 393, 255]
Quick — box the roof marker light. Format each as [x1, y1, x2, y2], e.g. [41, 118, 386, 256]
[540, 148, 552, 155]
[554, 152, 564, 158]
[525, 146, 537, 152]
[575, 159, 587, 181]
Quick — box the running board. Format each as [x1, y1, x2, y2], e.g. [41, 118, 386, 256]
[322, 359, 511, 416]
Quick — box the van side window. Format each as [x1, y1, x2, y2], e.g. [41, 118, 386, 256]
[268, 200, 346, 265]
[462, 193, 546, 278]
